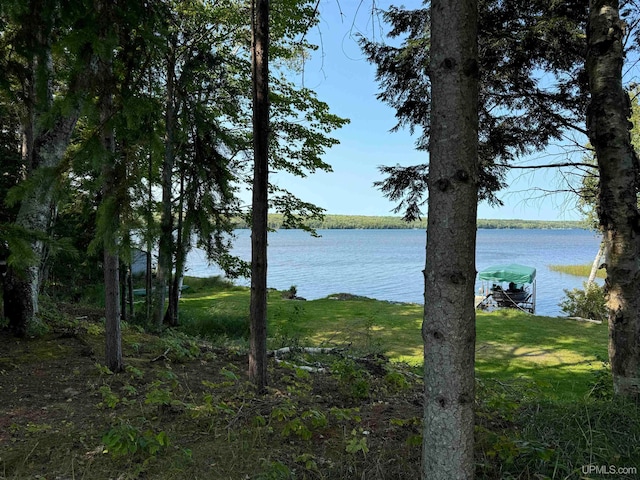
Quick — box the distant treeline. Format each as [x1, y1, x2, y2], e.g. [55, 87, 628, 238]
[232, 214, 588, 230]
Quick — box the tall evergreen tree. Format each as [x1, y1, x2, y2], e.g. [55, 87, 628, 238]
[362, 0, 587, 219]
[96, 0, 123, 373]
[422, 0, 478, 477]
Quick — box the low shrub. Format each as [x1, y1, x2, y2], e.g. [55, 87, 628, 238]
[559, 282, 607, 321]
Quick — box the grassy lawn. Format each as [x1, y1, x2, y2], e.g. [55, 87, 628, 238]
[475, 310, 607, 399]
[179, 278, 609, 401]
[2, 277, 636, 480]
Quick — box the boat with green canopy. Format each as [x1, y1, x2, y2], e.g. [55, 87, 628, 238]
[476, 264, 536, 313]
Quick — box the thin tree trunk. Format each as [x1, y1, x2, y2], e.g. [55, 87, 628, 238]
[166, 172, 187, 327]
[422, 0, 479, 478]
[587, 0, 640, 400]
[120, 261, 127, 322]
[104, 249, 122, 372]
[587, 241, 605, 287]
[128, 264, 133, 318]
[154, 45, 177, 329]
[249, 0, 270, 393]
[101, 99, 123, 373]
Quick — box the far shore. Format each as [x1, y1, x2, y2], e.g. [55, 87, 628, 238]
[231, 214, 588, 231]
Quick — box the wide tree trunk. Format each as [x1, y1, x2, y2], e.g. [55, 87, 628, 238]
[5, 114, 79, 337]
[249, 0, 270, 393]
[587, 0, 640, 400]
[3, 1, 94, 336]
[4, 21, 64, 336]
[422, 0, 479, 478]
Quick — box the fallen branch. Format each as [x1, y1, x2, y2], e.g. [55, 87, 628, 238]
[269, 346, 344, 357]
[269, 346, 347, 373]
[151, 348, 171, 362]
[567, 316, 603, 324]
[276, 360, 327, 373]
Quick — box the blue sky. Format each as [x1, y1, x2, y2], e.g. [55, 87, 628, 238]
[269, 0, 587, 222]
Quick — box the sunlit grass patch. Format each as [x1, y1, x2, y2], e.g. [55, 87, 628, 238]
[475, 311, 608, 399]
[178, 282, 609, 401]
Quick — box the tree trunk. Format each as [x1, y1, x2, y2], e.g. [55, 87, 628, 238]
[127, 263, 133, 318]
[145, 154, 154, 324]
[154, 45, 177, 329]
[422, 0, 479, 478]
[95, 0, 123, 372]
[120, 263, 127, 322]
[104, 248, 122, 372]
[166, 173, 187, 327]
[249, 0, 270, 394]
[587, 0, 640, 400]
[5, 24, 60, 336]
[99, 44, 123, 373]
[4, 2, 93, 336]
[587, 241, 605, 287]
[5, 114, 79, 337]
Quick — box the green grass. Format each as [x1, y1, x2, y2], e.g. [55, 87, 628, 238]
[4, 281, 637, 480]
[179, 279, 609, 401]
[549, 263, 606, 278]
[475, 309, 607, 399]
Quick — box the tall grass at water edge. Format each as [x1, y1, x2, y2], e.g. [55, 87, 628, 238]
[549, 263, 606, 278]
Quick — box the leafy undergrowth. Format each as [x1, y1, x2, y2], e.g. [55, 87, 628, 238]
[1, 304, 639, 479]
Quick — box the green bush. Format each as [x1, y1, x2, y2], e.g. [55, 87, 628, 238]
[559, 282, 607, 321]
[179, 311, 249, 340]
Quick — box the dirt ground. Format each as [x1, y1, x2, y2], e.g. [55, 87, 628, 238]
[0, 305, 426, 480]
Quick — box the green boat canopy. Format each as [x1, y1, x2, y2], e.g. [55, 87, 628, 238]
[478, 264, 536, 284]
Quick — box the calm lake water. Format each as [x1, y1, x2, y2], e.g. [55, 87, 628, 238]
[186, 228, 602, 317]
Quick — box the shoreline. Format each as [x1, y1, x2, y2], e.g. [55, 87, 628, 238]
[231, 214, 588, 231]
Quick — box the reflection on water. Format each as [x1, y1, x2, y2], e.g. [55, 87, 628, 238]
[186, 228, 602, 317]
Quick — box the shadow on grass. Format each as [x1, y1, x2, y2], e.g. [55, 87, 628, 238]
[475, 310, 608, 400]
[179, 285, 609, 401]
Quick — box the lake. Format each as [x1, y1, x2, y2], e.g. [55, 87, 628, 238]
[186, 228, 602, 317]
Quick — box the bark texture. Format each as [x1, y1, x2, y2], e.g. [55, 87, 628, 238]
[104, 249, 122, 372]
[5, 113, 79, 337]
[422, 0, 479, 478]
[99, 22, 123, 373]
[249, 0, 269, 393]
[4, 12, 62, 337]
[587, 0, 640, 399]
[4, 1, 93, 336]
